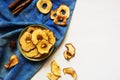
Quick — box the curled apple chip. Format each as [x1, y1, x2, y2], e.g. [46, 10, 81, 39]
[65, 43, 75, 56]
[47, 73, 59, 80]
[64, 50, 72, 60]
[4, 55, 19, 69]
[51, 60, 61, 77]
[64, 43, 75, 60]
[63, 67, 77, 80]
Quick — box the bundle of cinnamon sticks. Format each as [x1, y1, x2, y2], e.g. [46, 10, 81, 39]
[9, 0, 32, 16]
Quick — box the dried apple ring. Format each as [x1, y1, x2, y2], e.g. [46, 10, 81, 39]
[50, 10, 57, 20]
[36, 0, 52, 14]
[19, 32, 35, 52]
[44, 29, 56, 45]
[54, 14, 67, 26]
[36, 39, 52, 54]
[57, 4, 70, 18]
[32, 29, 48, 45]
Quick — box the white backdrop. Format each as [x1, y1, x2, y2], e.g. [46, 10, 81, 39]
[32, 0, 120, 80]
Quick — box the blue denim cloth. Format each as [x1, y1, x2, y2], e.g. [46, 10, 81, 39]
[0, 0, 76, 80]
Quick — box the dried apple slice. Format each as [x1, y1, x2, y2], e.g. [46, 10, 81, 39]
[54, 14, 67, 26]
[36, 0, 52, 14]
[64, 43, 76, 60]
[26, 26, 38, 34]
[36, 39, 52, 54]
[4, 55, 19, 69]
[33, 53, 42, 58]
[57, 4, 70, 19]
[48, 31, 56, 45]
[32, 29, 48, 45]
[50, 10, 57, 20]
[23, 48, 40, 58]
[19, 32, 35, 52]
[64, 50, 72, 60]
[63, 67, 77, 80]
[51, 60, 61, 77]
[65, 43, 75, 56]
[44, 29, 56, 45]
[47, 73, 59, 80]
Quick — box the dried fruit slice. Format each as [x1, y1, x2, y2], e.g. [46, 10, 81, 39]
[23, 48, 41, 58]
[50, 4, 70, 26]
[19, 32, 35, 52]
[33, 53, 42, 58]
[63, 43, 75, 60]
[43, 29, 50, 34]
[4, 55, 19, 69]
[63, 67, 77, 80]
[65, 43, 75, 56]
[32, 29, 48, 45]
[51, 60, 61, 77]
[26, 26, 38, 34]
[50, 10, 57, 20]
[47, 73, 59, 80]
[36, 0, 52, 14]
[45, 30, 56, 45]
[36, 39, 52, 54]
[57, 4, 70, 18]
[54, 14, 67, 26]
[63, 50, 72, 60]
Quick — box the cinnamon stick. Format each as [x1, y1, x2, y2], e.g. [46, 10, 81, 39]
[9, 0, 24, 10]
[9, 0, 32, 16]
[12, 5, 24, 15]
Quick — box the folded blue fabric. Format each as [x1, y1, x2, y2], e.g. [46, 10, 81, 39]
[0, 0, 76, 80]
